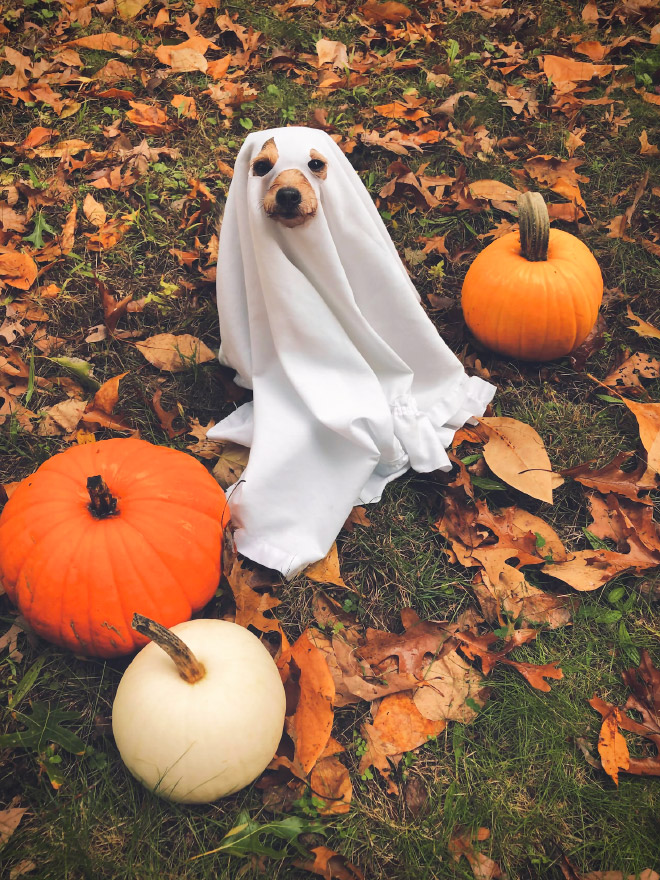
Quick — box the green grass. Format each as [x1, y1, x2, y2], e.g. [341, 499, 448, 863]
[2, 0, 660, 877]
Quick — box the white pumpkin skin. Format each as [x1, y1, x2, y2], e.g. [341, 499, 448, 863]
[112, 619, 286, 803]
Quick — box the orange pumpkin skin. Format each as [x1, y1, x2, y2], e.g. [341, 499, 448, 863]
[461, 228, 603, 361]
[0, 439, 230, 658]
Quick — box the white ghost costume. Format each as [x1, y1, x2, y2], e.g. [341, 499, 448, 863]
[207, 127, 495, 578]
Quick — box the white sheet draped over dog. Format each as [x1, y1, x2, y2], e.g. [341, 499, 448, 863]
[207, 127, 495, 577]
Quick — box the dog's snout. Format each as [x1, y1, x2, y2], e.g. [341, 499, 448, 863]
[275, 187, 302, 210]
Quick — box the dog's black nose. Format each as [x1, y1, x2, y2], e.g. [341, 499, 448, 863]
[275, 187, 302, 210]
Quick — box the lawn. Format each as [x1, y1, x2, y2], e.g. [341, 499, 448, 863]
[1, 1, 660, 879]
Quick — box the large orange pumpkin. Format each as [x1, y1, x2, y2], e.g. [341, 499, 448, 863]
[461, 192, 603, 361]
[0, 439, 230, 658]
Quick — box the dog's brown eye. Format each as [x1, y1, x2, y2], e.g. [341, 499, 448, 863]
[252, 160, 273, 176]
[308, 159, 325, 173]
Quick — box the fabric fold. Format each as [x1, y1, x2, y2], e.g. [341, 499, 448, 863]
[208, 127, 496, 577]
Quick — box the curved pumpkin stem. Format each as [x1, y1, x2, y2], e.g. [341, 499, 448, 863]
[131, 613, 206, 684]
[518, 191, 550, 262]
[87, 475, 118, 518]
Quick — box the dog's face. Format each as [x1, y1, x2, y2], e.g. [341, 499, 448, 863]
[251, 136, 327, 228]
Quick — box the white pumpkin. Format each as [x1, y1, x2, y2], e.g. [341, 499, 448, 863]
[112, 615, 286, 803]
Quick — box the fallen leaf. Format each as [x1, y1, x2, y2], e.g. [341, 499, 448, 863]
[305, 543, 347, 587]
[309, 754, 352, 815]
[83, 194, 107, 227]
[126, 101, 174, 134]
[316, 39, 348, 69]
[604, 353, 660, 390]
[37, 398, 87, 435]
[620, 397, 660, 473]
[342, 506, 372, 531]
[449, 826, 504, 880]
[212, 441, 249, 488]
[286, 629, 336, 775]
[359, 0, 411, 24]
[359, 608, 457, 676]
[501, 658, 563, 692]
[0, 803, 27, 847]
[640, 131, 659, 156]
[0, 252, 38, 290]
[88, 372, 127, 416]
[477, 417, 563, 503]
[413, 650, 487, 722]
[150, 389, 187, 439]
[589, 701, 630, 785]
[135, 333, 215, 372]
[294, 846, 364, 880]
[563, 452, 656, 505]
[626, 306, 660, 340]
[0, 624, 24, 661]
[359, 692, 445, 781]
[67, 33, 139, 53]
[116, 0, 148, 19]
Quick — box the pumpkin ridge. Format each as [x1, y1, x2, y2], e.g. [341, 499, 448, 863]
[112, 518, 189, 639]
[59, 516, 97, 651]
[113, 514, 204, 614]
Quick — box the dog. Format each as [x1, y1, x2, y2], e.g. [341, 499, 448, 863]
[251, 135, 327, 228]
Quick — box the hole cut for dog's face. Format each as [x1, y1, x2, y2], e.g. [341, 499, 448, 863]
[258, 140, 327, 228]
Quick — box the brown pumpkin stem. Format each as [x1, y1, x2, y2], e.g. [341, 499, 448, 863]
[87, 475, 118, 518]
[518, 191, 550, 262]
[131, 613, 206, 684]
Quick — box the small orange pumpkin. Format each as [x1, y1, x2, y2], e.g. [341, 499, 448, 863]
[0, 439, 230, 658]
[461, 192, 603, 361]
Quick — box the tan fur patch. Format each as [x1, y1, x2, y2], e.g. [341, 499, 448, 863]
[263, 168, 318, 228]
[309, 148, 328, 179]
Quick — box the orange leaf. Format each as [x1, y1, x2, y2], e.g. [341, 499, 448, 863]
[66, 33, 139, 53]
[0, 252, 38, 290]
[287, 630, 335, 774]
[294, 846, 364, 880]
[91, 371, 128, 415]
[501, 658, 563, 692]
[305, 543, 347, 587]
[589, 699, 630, 785]
[359, 0, 411, 24]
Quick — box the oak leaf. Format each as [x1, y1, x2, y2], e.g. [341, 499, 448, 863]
[413, 650, 488, 722]
[626, 306, 660, 340]
[212, 441, 249, 488]
[359, 608, 456, 675]
[563, 452, 655, 505]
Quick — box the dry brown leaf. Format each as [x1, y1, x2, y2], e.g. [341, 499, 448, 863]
[582, 872, 659, 880]
[543, 535, 660, 591]
[626, 306, 660, 340]
[342, 506, 372, 531]
[309, 754, 352, 815]
[135, 333, 215, 372]
[501, 658, 563, 692]
[305, 543, 347, 587]
[294, 846, 364, 880]
[212, 441, 249, 488]
[620, 397, 660, 473]
[67, 33, 139, 53]
[604, 353, 660, 390]
[0, 803, 27, 847]
[468, 179, 520, 203]
[413, 650, 487, 722]
[0, 253, 38, 290]
[37, 398, 87, 436]
[150, 390, 187, 439]
[449, 827, 504, 880]
[90, 372, 127, 415]
[116, 0, 148, 19]
[224, 552, 284, 638]
[478, 417, 563, 503]
[359, 608, 456, 676]
[590, 701, 630, 785]
[640, 130, 659, 156]
[286, 629, 336, 775]
[126, 101, 174, 134]
[0, 624, 24, 661]
[359, 0, 411, 24]
[542, 54, 618, 89]
[83, 194, 107, 227]
[316, 39, 348, 69]
[359, 692, 446, 781]
[563, 452, 656, 505]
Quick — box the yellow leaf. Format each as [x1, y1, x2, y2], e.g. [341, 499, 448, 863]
[626, 305, 660, 340]
[116, 0, 148, 19]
